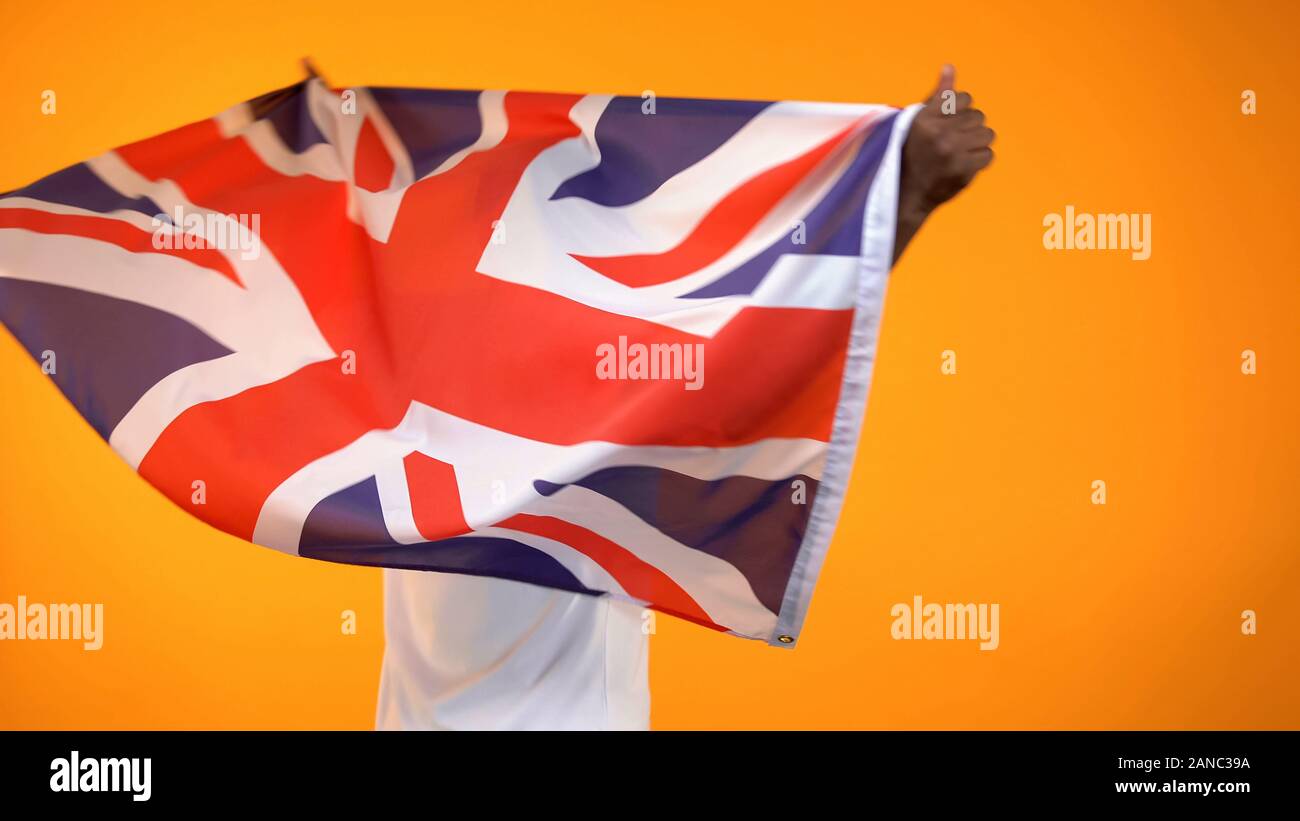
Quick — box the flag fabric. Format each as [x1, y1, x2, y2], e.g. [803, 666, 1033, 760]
[0, 79, 920, 646]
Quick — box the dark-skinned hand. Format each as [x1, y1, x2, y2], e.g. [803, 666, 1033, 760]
[894, 65, 995, 262]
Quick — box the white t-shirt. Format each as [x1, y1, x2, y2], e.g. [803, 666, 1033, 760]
[376, 569, 650, 730]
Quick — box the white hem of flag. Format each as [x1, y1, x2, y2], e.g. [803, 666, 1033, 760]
[770, 103, 923, 648]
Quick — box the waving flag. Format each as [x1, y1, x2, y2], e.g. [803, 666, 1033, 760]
[0, 78, 918, 645]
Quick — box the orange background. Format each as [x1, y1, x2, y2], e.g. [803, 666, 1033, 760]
[1, 0, 1296, 729]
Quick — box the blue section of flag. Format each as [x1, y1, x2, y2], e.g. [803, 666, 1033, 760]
[535, 465, 817, 615]
[0, 279, 231, 440]
[550, 95, 771, 206]
[683, 111, 897, 299]
[249, 81, 328, 153]
[369, 88, 484, 179]
[1, 163, 163, 219]
[300, 477, 597, 596]
[300, 476, 399, 548]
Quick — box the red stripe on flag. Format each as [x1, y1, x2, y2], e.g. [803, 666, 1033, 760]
[354, 118, 395, 193]
[0, 208, 242, 286]
[497, 513, 722, 630]
[570, 120, 863, 288]
[404, 452, 471, 540]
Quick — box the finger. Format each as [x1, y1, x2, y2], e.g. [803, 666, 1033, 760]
[926, 63, 955, 103]
[965, 126, 995, 147]
[964, 147, 995, 173]
[955, 108, 985, 128]
[932, 90, 972, 115]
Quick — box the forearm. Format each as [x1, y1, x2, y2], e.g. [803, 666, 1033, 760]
[892, 180, 934, 265]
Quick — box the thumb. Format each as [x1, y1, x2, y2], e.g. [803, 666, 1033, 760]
[927, 64, 955, 104]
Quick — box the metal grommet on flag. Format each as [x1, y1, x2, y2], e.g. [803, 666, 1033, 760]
[778, 635, 795, 644]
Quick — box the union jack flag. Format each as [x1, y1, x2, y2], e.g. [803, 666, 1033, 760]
[0, 78, 918, 645]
